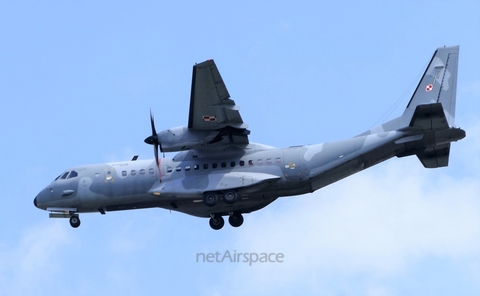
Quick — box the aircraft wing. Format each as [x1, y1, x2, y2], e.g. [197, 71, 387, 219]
[188, 60, 250, 145]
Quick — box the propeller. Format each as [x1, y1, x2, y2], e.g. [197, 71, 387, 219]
[144, 111, 161, 166]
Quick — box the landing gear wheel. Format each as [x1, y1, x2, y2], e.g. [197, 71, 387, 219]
[228, 213, 244, 227]
[223, 190, 238, 204]
[209, 215, 225, 230]
[69, 215, 81, 228]
[203, 192, 219, 207]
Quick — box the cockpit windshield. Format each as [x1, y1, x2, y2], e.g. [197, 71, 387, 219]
[54, 170, 78, 181]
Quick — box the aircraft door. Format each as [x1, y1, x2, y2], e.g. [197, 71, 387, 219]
[282, 147, 303, 181]
[103, 167, 116, 197]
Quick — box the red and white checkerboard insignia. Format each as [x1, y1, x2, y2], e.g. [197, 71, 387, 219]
[203, 115, 217, 122]
[425, 84, 433, 92]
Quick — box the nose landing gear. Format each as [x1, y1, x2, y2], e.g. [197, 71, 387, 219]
[69, 215, 81, 228]
[47, 208, 82, 228]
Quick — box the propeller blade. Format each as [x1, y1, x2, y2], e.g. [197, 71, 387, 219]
[154, 143, 159, 168]
[150, 110, 157, 136]
[144, 110, 162, 166]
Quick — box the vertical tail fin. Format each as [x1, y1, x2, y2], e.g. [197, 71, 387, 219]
[403, 45, 459, 127]
[361, 46, 465, 168]
[396, 46, 465, 168]
[358, 46, 460, 136]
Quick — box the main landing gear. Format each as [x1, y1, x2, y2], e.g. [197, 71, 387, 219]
[209, 212, 244, 230]
[209, 214, 224, 230]
[203, 190, 243, 230]
[203, 190, 238, 207]
[228, 213, 244, 227]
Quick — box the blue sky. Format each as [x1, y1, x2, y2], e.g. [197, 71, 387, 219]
[1, 1, 479, 295]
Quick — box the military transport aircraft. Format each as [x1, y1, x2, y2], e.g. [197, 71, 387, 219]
[34, 46, 465, 230]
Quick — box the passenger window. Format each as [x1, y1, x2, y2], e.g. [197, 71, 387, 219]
[257, 159, 263, 165]
[266, 158, 272, 164]
[122, 171, 127, 177]
[239, 160, 245, 166]
[194, 164, 199, 170]
[221, 162, 226, 168]
[276, 157, 281, 163]
[176, 167, 181, 172]
[230, 161, 235, 167]
[140, 169, 146, 175]
[185, 166, 191, 171]
[248, 160, 254, 166]
[61, 172, 69, 179]
[149, 168, 154, 175]
[131, 170, 137, 176]
[203, 164, 209, 169]
[166, 167, 173, 173]
[94, 173, 100, 178]
[212, 163, 218, 169]
[68, 171, 78, 178]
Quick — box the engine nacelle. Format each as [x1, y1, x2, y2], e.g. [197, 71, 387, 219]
[157, 126, 220, 152]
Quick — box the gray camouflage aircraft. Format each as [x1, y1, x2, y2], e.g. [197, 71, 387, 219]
[34, 46, 465, 230]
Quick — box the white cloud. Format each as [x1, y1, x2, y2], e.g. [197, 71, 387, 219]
[105, 211, 163, 254]
[0, 221, 74, 296]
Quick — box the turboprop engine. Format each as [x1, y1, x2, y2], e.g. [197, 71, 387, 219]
[154, 126, 220, 152]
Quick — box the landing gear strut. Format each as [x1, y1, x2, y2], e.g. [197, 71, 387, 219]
[209, 214, 224, 230]
[69, 215, 81, 228]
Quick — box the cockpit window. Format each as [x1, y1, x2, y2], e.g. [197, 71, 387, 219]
[56, 170, 78, 181]
[68, 171, 78, 179]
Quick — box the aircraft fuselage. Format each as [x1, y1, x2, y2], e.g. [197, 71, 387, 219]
[35, 128, 460, 219]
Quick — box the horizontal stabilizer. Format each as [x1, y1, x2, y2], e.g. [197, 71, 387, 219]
[409, 103, 448, 130]
[416, 143, 450, 168]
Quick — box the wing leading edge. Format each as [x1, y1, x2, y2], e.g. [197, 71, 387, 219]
[188, 60, 250, 146]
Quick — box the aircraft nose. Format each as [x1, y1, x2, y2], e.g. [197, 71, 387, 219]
[34, 189, 48, 210]
[34, 193, 43, 209]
